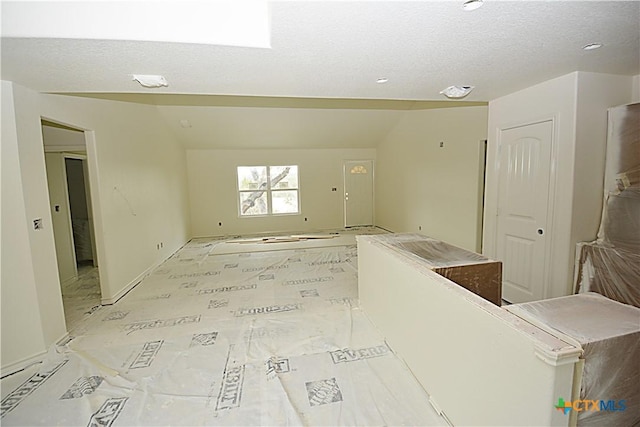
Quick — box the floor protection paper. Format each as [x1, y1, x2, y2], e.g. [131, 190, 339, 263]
[1, 232, 445, 426]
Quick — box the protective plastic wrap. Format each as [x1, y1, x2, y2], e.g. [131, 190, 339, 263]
[368, 233, 502, 305]
[576, 103, 640, 307]
[576, 242, 640, 308]
[506, 292, 640, 427]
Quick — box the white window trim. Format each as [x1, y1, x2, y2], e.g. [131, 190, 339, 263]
[237, 165, 300, 217]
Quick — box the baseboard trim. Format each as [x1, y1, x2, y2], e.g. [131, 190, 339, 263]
[1, 351, 46, 379]
[56, 332, 71, 346]
[100, 260, 160, 305]
[100, 242, 186, 305]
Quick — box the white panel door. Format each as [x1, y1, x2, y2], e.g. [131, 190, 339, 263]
[497, 121, 553, 303]
[344, 160, 374, 227]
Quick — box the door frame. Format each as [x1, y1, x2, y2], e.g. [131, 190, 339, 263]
[493, 116, 559, 301]
[343, 159, 375, 228]
[41, 118, 106, 303]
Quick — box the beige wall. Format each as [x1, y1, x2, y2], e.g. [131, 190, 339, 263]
[158, 105, 406, 149]
[375, 106, 488, 252]
[1, 81, 48, 372]
[11, 83, 68, 351]
[38, 94, 192, 304]
[485, 72, 633, 300]
[572, 72, 634, 258]
[633, 74, 640, 103]
[1, 83, 192, 372]
[42, 124, 85, 150]
[187, 148, 376, 237]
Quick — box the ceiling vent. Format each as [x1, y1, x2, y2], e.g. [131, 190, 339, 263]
[132, 74, 169, 88]
[440, 85, 475, 99]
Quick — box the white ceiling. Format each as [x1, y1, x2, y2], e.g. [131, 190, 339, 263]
[2, 1, 639, 102]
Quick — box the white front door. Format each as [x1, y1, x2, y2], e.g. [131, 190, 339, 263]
[344, 160, 374, 227]
[496, 121, 553, 303]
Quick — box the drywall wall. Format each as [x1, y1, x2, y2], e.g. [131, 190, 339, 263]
[187, 148, 375, 236]
[158, 104, 406, 149]
[358, 235, 580, 426]
[36, 93, 192, 304]
[633, 74, 640, 103]
[42, 124, 85, 150]
[10, 83, 68, 349]
[572, 72, 634, 269]
[2, 82, 191, 371]
[44, 152, 77, 283]
[375, 106, 488, 252]
[1, 81, 48, 373]
[485, 72, 633, 301]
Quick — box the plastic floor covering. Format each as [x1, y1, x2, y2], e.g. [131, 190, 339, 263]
[1, 231, 445, 426]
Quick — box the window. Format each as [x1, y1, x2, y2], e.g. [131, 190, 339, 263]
[237, 165, 299, 216]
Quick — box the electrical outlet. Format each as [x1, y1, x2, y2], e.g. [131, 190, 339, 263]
[219, 222, 223, 226]
[305, 217, 308, 221]
[418, 225, 422, 231]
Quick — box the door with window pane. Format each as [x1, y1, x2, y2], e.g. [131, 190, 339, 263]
[344, 160, 374, 227]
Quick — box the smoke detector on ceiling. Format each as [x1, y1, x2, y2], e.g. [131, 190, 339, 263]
[132, 74, 169, 88]
[440, 85, 475, 99]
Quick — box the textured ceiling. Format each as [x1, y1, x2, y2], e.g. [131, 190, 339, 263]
[2, 1, 639, 103]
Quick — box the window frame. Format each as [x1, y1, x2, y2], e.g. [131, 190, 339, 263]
[237, 165, 300, 217]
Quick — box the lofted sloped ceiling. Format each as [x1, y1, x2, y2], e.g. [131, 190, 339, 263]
[102, 94, 486, 149]
[2, 1, 638, 149]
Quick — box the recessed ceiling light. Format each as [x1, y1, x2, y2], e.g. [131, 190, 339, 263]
[132, 74, 169, 88]
[376, 78, 389, 84]
[462, 0, 484, 11]
[582, 43, 603, 51]
[440, 85, 475, 99]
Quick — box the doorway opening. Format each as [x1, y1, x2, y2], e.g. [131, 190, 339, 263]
[41, 120, 102, 332]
